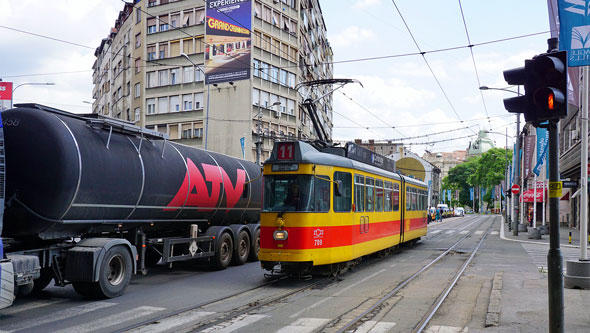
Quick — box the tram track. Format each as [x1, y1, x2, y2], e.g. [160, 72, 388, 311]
[327, 215, 495, 333]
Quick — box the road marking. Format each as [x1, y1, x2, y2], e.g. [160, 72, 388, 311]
[201, 314, 268, 333]
[475, 230, 483, 235]
[0, 301, 116, 332]
[425, 325, 468, 332]
[58, 306, 165, 333]
[131, 310, 215, 333]
[430, 230, 442, 234]
[445, 230, 455, 234]
[356, 320, 396, 332]
[277, 318, 330, 333]
[390, 263, 397, 268]
[459, 230, 469, 235]
[491, 231, 499, 235]
[289, 269, 387, 318]
[0, 298, 68, 316]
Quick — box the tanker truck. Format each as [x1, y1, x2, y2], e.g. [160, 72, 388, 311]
[0, 104, 262, 308]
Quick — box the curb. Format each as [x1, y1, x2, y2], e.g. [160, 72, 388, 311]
[499, 216, 581, 249]
[485, 271, 503, 327]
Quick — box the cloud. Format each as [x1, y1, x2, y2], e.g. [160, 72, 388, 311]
[331, 26, 376, 48]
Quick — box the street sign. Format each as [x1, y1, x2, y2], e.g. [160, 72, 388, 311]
[511, 184, 520, 195]
[562, 180, 578, 188]
[549, 181, 562, 198]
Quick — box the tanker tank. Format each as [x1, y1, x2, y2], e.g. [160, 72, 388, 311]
[2, 104, 262, 240]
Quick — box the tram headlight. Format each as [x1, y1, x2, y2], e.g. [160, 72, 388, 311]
[273, 229, 288, 241]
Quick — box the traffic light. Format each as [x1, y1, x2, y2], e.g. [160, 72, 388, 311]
[502, 50, 567, 125]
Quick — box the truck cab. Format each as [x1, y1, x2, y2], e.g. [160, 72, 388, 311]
[0, 112, 13, 309]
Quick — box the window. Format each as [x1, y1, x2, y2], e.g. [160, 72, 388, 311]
[194, 128, 203, 138]
[183, 10, 194, 26]
[117, 87, 122, 99]
[375, 179, 383, 212]
[183, 39, 192, 55]
[134, 108, 140, 122]
[170, 41, 180, 57]
[393, 183, 400, 211]
[253, 59, 260, 77]
[170, 95, 180, 112]
[196, 8, 206, 24]
[147, 45, 156, 60]
[135, 58, 141, 73]
[260, 62, 269, 80]
[159, 16, 169, 31]
[170, 68, 180, 85]
[159, 70, 169, 86]
[270, 66, 278, 83]
[262, 175, 330, 212]
[254, 2, 261, 18]
[147, 18, 156, 33]
[135, 33, 141, 48]
[252, 88, 260, 106]
[147, 98, 156, 114]
[170, 13, 180, 28]
[134, 83, 140, 98]
[194, 92, 203, 109]
[334, 172, 352, 212]
[288, 72, 296, 88]
[287, 99, 295, 115]
[136, 8, 141, 24]
[354, 175, 364, 212]
[147, 71, 157, 88]
[365, 177, 374, 212]
[183, 66, 193, 83]
[195, 67, 204, 81]
[158, 97, 168, 113]
[182, 129, 192, 139]
[384, 181, 393, 212]
[279, 97, 287, 113]
[182, 94, 193, 110]
[159, 44, 168, 59]
[260, 90, 269, 107]
[279, 69, 287, 85]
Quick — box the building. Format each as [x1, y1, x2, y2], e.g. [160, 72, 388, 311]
[390, 149, 441, 208]
[467, 130, 495, 158]
[92, 0, 333, 162]
[422, 149, 467, 181]
[351, 139, 402, 156]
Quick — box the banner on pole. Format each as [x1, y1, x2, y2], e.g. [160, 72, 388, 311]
[523, 135, 536, 179]
[470, 187, 474, 201]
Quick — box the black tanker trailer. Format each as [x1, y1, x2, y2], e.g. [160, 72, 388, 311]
[0, 104, 262, 306]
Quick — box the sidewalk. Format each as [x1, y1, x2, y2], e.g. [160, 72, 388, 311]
[494, 215, 589, 331]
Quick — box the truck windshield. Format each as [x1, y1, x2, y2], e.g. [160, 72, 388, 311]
[263, 175, 330, 212]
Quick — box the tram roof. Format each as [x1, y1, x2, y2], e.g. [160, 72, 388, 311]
[267, 141, 426, 187]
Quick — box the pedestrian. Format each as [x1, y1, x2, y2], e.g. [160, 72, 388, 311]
[435, 209, 441, 222]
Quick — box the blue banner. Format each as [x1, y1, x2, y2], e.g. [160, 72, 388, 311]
[442, 189, 446, 202]
[533, 127, 549, 177]
[558, 0, 590, 66]
[470, 187, 474, 201]
[240, 136, 245, 159]
[447, 189, 451, 202]
[491, 187, 495, 199]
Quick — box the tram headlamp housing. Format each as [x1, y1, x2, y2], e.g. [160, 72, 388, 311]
[273, 229, 288, 241]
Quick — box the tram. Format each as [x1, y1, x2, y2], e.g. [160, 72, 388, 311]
[259, 140, 428, 275]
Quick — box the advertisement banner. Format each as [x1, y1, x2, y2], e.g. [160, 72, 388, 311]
[0, 82, 13, 100]
[523, 135, 536, 179]
[533, 127, 549, 177]
[205, 0, 252, 84]
[470, 187, 474, 201]
[442, 189, 446, 202]
[556, 0, 590, 67]
[447, 189, 451, 202]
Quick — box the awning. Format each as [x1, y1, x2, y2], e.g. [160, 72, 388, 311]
[561, 192, 570, 201]
[520, 189, 547, 203]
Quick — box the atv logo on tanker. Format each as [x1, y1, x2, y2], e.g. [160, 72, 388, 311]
[165, 158, 246, 211]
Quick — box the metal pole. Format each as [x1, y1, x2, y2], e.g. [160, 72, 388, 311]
[543, 179, 546, 226]
[520, 138, 525, 227]
[581, 66, 589, 260]
[204, 79, 210, 150]
[534, 174, 537, 229]
[513, 110, 521, 236]
[547, 120, 564, 332]
[505, 127, 509, 222]
[256, 105, 262, 165]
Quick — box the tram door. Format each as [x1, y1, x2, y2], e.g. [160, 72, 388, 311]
[354, 175, 369, 234]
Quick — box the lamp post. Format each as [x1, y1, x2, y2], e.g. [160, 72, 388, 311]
[480, 85, 522, 235]
[255, 101, 281, 165]
[180, 53, 210, 150]
[11, 82, 55, 108]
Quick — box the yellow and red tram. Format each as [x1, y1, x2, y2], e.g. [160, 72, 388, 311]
[259, 141, 428, 274]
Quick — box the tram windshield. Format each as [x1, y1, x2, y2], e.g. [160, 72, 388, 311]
[263, 175, 330, 212]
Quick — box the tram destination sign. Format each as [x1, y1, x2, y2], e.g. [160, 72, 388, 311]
[345, 142, 395, 173]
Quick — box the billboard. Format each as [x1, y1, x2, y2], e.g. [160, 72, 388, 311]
[0, 82, 13, 101]
[205, 0, 252, 84]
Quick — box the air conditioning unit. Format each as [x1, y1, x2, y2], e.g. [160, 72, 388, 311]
[273, 110, 280, 118]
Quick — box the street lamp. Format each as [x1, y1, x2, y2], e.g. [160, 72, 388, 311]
[255, 101, 281, 165]
[180, 53, 210, 150]
[11, 82, 55, 108]
[480, 84, 522, 235]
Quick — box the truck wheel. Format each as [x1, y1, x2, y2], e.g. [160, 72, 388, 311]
[248, 228, 260, 262]
[31, 268, 54, 294]
[212, 233, 233, 270]
[231, 230, 250, 266]
[73, 246, 132, 299]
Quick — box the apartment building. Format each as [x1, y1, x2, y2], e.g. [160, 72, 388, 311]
[92, 0, 333, 162]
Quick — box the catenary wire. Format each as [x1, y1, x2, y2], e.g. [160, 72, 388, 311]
[334, 113, 513, 129]
[338, 90, 406, 137]
[457, 0, 491, 129]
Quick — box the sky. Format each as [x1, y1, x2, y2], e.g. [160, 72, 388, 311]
[0, 0, 552, 156]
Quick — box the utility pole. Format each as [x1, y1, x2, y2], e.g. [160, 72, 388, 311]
[513, 112, 521, 236]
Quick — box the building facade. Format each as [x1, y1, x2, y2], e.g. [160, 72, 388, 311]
[92, 0, 333, 162]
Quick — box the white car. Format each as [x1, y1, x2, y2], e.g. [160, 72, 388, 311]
[454, 207, 465, 217]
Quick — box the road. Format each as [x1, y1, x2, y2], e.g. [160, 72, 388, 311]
[0, 215, 573, 332]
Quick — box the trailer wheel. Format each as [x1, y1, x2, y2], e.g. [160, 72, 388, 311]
[212, 233, 233, 270]
[248, 228, 260, 262]
[73, 245, 132, 299]
[31, 268, 54, 294]
[231, 230, 250, 266]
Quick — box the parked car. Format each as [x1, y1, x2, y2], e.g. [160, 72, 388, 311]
[454, 207, 465, 217]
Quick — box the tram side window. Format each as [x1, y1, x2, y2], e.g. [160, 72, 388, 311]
[314, 175, 331, 212]
[411, 188, 417, 210]
[354, 175, 365, 212]
[375, 179, 383, 212]
[384, 181, 393, 212]
[406, 187, 411, 211]
[393, 183, 400, 211]
[365, 177, 374, 212]
[334, 172, 352, 212]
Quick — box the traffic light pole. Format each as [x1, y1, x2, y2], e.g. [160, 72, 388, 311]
[513, 112, 521, 236]
[547, 120, 564, 332]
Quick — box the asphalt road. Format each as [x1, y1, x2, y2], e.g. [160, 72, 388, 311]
[0, 215, 525, 333]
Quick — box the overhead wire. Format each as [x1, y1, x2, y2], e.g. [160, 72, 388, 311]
[338, 90, 405, 137]
[390, 0, 477, 137]
[457, 0, 491, 129]
[334, 113, 513, 129]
